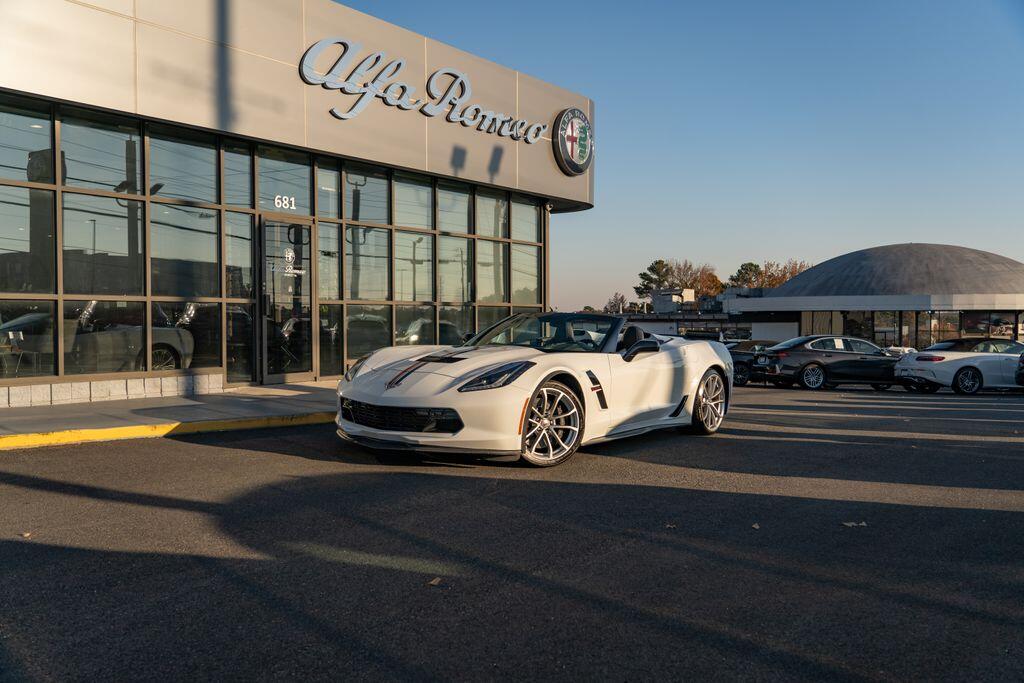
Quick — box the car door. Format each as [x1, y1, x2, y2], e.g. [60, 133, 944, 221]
[845, 338, 897, 382]
[807, 337, 847, 379]
[975, 340, 1024, 386]
[606, 341, 678, 428]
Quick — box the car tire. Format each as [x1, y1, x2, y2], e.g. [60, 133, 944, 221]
[871, 384, 892, 391]
[917, 382, 941, 394]
[686, 368, 728, 435]
[799, 363, 827, 390]
[520, 380, 585, 467]
[952, 367, 983, 395]
[770, 379, 793, 389]
[733, 362, 750, 387]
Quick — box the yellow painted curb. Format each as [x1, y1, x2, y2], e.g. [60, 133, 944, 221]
[0, 411, 336, 451]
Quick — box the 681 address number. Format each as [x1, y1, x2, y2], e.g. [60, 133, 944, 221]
[273, 195, 297, 210]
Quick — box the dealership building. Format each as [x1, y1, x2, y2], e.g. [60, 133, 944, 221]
[724, 243, 1024, 347]
[0, 0, 594, 405]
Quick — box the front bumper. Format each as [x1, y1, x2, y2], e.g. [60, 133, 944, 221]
[336, 428, 520, 457]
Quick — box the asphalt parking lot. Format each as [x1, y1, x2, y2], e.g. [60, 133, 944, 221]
[2, 386, 1023, 681]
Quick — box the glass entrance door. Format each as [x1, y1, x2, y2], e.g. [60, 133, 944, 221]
[260, 218, 313, 383]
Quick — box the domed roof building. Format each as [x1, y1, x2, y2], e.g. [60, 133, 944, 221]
[724, 244, 1024, 348]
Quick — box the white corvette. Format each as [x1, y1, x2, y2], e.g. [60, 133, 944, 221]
[895, 337, 1024, 394]
[336, 312, 733, 466]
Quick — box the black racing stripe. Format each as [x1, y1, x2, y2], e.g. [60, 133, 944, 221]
[585, 370, 608, 410]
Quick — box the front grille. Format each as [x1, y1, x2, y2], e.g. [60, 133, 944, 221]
[340, 399, 463, 434]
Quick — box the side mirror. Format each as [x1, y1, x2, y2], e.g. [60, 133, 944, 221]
[460, 332, 474, 344]
[623, 338, 660, 362]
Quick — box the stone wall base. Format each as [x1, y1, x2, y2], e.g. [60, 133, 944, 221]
[0, 375, 225, 408]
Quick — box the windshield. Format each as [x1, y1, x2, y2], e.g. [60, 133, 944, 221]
[470, 312, 618, 353]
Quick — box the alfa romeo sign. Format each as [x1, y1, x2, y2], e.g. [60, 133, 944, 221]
[552, 108, 594, 176]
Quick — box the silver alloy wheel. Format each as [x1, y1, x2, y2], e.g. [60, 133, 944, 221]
[523, 386, 581, 462]
[956, 368, 981, 394]
[152, 347, 179, 371]
[697, 371, 726, 432]
[802, 365, 825, 389]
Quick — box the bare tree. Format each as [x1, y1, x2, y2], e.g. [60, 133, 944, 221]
[603, 292, 627, 314]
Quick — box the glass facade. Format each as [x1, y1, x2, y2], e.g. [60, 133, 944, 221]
[0, 93, 547, 384]
[799, 310, 1024, 349]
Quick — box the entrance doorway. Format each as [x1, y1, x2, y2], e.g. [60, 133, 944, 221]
[259, 217, 313, 384]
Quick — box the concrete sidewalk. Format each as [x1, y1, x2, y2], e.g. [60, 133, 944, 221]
[0, 381, 338, 450]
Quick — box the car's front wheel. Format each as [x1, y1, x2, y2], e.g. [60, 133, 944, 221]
[520, 380, 585, 467]
[952, 367, 983, 395]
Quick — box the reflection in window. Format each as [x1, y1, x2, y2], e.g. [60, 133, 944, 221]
[225, 212, 254, 298]
[394, 173, 432, 228]
[0, 97, 52, 183]
[0, 300, 54, 378]
[223, 141, 252, 207]
[438, 236, 472, 303]
[263, 222, 312, 376]
[476, 189, 508, 238]
[149, 130, 217, 204]
[511, 195, 540, 242]
[440, 305, 473, 345]
[345, 226, 389, 300]
[873, 311, 897, 347]
[258, 146, 310, 214]
[151, 205, 219, 297]
[227, 303, 254, 383]
[917, 311, 960, 348]
[0, 186, 54, 293]
[437, 181, 470, 233]
[843, 311, 872, 340]
[62, 193, 143, 295]
[899, 311, 916, 348]
[511, 244, 540, 305]
[347, 304, 391, 358]
[318, 223, 341, 300]
[61, 110, 142, 193]
[152, 302, 221, 369]
[394, 232, 433, 301]
[476, 240, 507, 303]
[317, 160, 341, 219]
[63, 300, 144, 374]
[962, 310, 1015, 339]
[345, 164, 388, 224]
[319, 304, 345, 376]
[478, 306, 510, 332]
[396, 305, 435, 345]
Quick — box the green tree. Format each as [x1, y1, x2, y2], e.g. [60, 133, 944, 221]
[603, 292, 627, 314]
[634, 260, 674, 299]
[728, 262, 762, 288]
[580, 305, 597, 312]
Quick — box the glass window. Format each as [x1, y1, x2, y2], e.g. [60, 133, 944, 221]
[809, 338, 839, 351]
[61, 110, 142, 193]
[437, 181, 470, 233]
[990, 312, 1016, 338]
[846, 338, 880, 354]
[478, 306, 509, 331]
[873, 311, 897, 348]
[476, 240, 507, 303]
[345, 226, 389, 300]
[149, 129, 217, 204]
[475, 189, 508, 238]
[965, 311, 1015, 339]
[347, 304, 391, 358]
[513, 306, 542, 316]
[843, 311, 872, 340]
[899, 311, 916, 348]
[226, 303, 254, 383]
[0, 186, 54, 293]
[319, 304, 345, 375]
[225, 212, 254, 298]
[962, 311, 989, 337]
[0, 97, 52, 183]
[510, 195, 540, 242]
[438, 236, 472, 303]
[0, 300, 55, 378]
[511, 244, 540, 305]
[62, 193, 143, 295]
[440, 305, 473, 345]
[317, 160, 341, 219]
[151, 204, 219, 297]
[396, 305, 435, 345]
[937, 311, 959, 342]
[152, 302, 221, 369]
[63, 300, 144, 374]
[394, 232, 433, 301]
[318, 223, 341, 300]
[345, 164, 388, 224]
[223, 141, 252, 207]
[258, 146, 310, 214]
[393, 173, 432, 229]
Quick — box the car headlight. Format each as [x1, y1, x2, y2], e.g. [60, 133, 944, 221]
[458, 361, 535, 392]
[344, 353, 372, 382]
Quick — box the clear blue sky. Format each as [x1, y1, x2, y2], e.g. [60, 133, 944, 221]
[338, 0, 1024, 311]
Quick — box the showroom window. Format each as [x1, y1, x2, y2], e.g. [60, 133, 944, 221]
[149, 128, 218, 204]
[511, 195, 541, 242]
[347, 304, 391, 357]
[476, 189, 508, 238]
[226, 304, 254, 383]
[317, 159, 341, 219]
[258, 146, 311, 215]
[0, 97, 52, 183]
[318, 223, 342, 300]
[223, 141, 252, 207]
[345, 164, 389, 224]
[393, 173, 433, 229]
[345, 226, 389, 301]
[478, 306, 510, 331]
[437, 181, 471, 233]
[150, 204, 219, 297]
[394, 232, 433, 301]
[476, 241, 508, 304]
[63, 300, 144, 375]
[62, 193, 144, 296]
[152, 302, 221, 369]
[438, 236, 472, 303]
[0, 186, 54, 293]
[440, 305, 473, 345]
[225, 212, 254, 299]
[61, 110, 142, 193]
[0, 300, 55, 378]
[510, 244, 541, 305]
[396, 305, 436, 345]
[873, 311, 897, 347]
[319, 304, 345, 376]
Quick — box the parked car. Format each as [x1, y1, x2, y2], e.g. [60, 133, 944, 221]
[725, 339, 776, 387]
[756, 335, 899, 390]
[1017, 353, 1024, 387]
[895, 338, 1024, 395]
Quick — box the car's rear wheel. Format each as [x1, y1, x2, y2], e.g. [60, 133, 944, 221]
[917, 382, 942, 394]
[799, 363, 827, 390]
[688, 369, 727, 435]
[733, 362, 750, 387]
[952, 367, 983, 395]
[520, 381, 584, 467]
[871, 384, 892, 391]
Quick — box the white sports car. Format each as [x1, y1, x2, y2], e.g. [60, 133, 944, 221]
[895, 337, 1024, 394]
[336, 312, 733, 466]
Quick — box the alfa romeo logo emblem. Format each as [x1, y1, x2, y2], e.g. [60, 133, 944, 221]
[284, 248, 296, 265]
[552, 107, 594, 176]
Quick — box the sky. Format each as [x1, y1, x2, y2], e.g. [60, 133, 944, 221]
[337, 0, 1024, 311]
